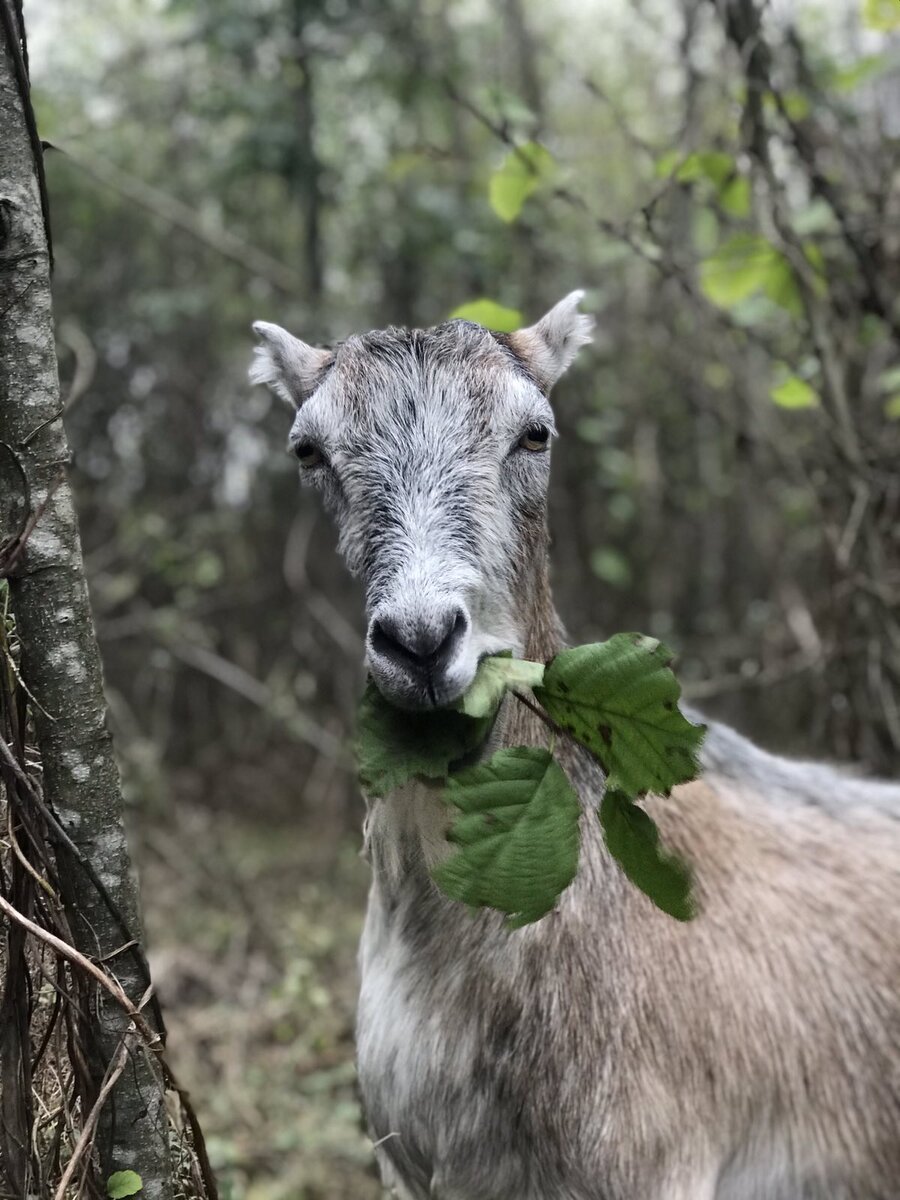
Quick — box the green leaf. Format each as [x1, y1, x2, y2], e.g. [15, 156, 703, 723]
[454, 654, 545, 718]
[781, 91, 812, 120]
[718, 175, 751, 217]
[884, 394, 900, 420]
[699, 233, 778, 308]
[654, 149, 681, 177]
[107, 1172, 143, 1199]
[449, 299, 523, 332]
[700, 234, 824, 314]
[599, 788, 694, 921]
[656, 150, 734, 186]
[488, 142, 555, 222]
[534, 634, 706, 797]
[832, 53, 892, 92]
[761, 255, 802, 315]
[862, 0, 900, 32]
[356, 682, 492, 797]
[589, 548, 631, 587]
[433, 747, 581, 927]
[770, 375, 819, 409]
[676, 151, 735, 186]
[656, 151, 749, 217]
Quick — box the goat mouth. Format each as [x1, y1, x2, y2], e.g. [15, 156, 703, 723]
[371, 674, 466, 713]
[365, 654, 474, 712]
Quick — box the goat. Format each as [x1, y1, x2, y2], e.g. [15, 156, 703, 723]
[250, 294, 900, 1200]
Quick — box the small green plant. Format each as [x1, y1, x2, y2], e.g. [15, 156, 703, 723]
[356, 634, 706, 926]
[106, 1170, 143, 1198]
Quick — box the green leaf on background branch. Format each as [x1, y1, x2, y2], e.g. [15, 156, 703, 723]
[700, 233, 780, 308]
[781, 92, 812, 120]
[434, 747, 581, 927]
[107, 1172, 143, 1199]
[718, 176, 751, 218]
[656, 150, 735, 186]
[831, 52, 892, 92]
[699, 233, 825, 315]
[770, 373, 819, 409]
[488, 141, 555, 222]
[535, 635, 706, 797]
[449, 299, 523, 332]
[599, 788, 694, 921]
[655, 150, 750, 218]
[862, 0, 900, 32]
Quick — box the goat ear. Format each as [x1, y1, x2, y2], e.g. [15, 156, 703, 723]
[249, 321, 332, 408]
[508, 290, 593, 390]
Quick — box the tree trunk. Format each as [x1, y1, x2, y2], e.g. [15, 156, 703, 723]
[291, 0, 324, 305]
[0, 7, 173, 1197]
[502, 0, 544, 125]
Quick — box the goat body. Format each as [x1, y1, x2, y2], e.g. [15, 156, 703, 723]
[357, 706, 900, 1200]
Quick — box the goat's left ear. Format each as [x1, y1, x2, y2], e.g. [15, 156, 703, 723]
[508, 290, 593, 391]
[249, 321, 333, 408]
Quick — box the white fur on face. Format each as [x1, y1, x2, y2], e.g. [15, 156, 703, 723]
[249, 297, 593, 708]
[294, 325, 552, 706]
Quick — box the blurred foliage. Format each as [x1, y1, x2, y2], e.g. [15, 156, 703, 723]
[22, 0, 900, 1192]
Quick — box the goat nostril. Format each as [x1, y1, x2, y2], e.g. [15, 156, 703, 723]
[370, 617, 408, 664]
[371, 608, 467, 672]
[439, 609, 467, 660]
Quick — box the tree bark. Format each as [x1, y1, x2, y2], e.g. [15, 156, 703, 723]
[0, 6, 173, 1197]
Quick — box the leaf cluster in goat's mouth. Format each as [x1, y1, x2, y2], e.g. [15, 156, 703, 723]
[355, 633, 706, 926]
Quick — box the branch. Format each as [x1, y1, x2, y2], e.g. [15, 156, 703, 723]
[0, 891, 162, 1050]
[54, 143, 306, 295]
[444, 77, 784, 362]
[52, 1034, 133, 1200]
[510, 688, 568, 742]
[165, 638, 348, 762]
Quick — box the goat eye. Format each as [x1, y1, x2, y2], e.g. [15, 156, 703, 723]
[294, 441, 323, 468]
[518, 424, 550, 453]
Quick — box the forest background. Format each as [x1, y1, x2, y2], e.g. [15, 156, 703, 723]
[19, 0, 900, 1195]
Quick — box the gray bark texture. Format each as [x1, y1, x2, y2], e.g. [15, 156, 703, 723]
[0, 7, 173, 1197]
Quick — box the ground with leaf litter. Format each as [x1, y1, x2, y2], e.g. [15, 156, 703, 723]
[136, 805, 380, 1200]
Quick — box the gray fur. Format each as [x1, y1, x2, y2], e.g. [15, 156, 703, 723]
[250, 298, 900, 1200]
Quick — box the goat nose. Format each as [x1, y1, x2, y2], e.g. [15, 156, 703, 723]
[370, 608, 468, 673]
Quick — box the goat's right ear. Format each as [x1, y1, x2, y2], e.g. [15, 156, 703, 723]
[508, 291, 593, 392]
[249, 321, 332, 408]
